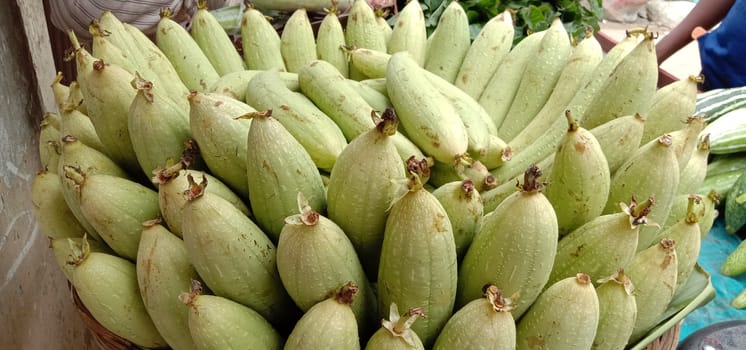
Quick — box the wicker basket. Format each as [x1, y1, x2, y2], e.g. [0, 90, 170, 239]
[70, 282, 682, 350]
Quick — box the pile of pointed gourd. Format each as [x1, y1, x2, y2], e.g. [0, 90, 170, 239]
[33, 0, 715, 349]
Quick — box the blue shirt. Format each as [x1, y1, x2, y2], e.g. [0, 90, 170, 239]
[698, 0, 746, 90]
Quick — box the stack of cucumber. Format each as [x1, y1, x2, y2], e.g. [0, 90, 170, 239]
[33, 0, 716, 349]
[696, 89, 746, 309]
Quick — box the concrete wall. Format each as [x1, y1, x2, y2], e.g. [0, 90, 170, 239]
[0, 1, 95, 348]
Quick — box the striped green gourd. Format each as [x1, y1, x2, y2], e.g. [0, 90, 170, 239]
[432, 285, 516, 350]
[627, 239, 678, 344]
[725, 170, 746, 234]
[703, 107, 746, 154]
[592, 270, 637, 350]
[424, 1, 470, 83]
[326, 110, 407, 279]
[136, 220, 198, 350]
[188, 91, 255, 199]
[432, 179, 484, 261]
[604, 134, 680, 252]
[377, 161, 457, 347]
[544, 111, 610, 236]
[280, 8, 317, 73]
[180, 281, 282, 350]
[181, 176, 299, 330]
[364, 304, 426, 350]
[454, 10, 514, 100]
[546, 197, 653, 288]
[284, 282, 361, 350]
[240, 7, 285, 71]
[695, 85, 746, 122]
[190, 0, 245, 75]
[244, 110, 327, 240]
[458, 165, 558, 319]
[387, 0, 427, 66]
[515, 273, 600, 350]
[71, 249, 167, 348]
[276, 193, 377, 334]
[63, 166, 160, 261]
[246, 71, 347, 171]
[156, 8, 220, 92]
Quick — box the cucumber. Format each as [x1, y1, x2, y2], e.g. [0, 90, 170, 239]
[37, 114, 61, 173]
[640, 75, 701, 144]
[280, 9, 317, 73]
[157, 8, 220, 92]
[546, 197, 653, 288]
[188, 91, 255, 199]
[316, 5, 348, 77]
[725, 170, 746, 234]
[240, 8, 286, 71]
[65, 167, 160, 261]
[181, 177, 299, 330]
[458, 165, 558, 319]
[31, 170, 86, 240]
[515, 274, 599, 350]
[695, 85, 746, 122]
[60, 102, 106, 157]
[432, 180, 484, 261]
[244, 110, 327, 241]
[128, 73, 194, 178]
[589, 113, 646, 174]
[72, 251, 167, 348]
[498, 18, 572, 141]
[386, 52, 468, 163]
[659, 195, 702, 294]
[377, 163, 458, 347]
[364, 304, 426, 350]
[180, 284, 282, 350]
[432, 285, 516, 350]
[137, 221, 198, 350]
[191, 0, 245, 75]
[627, 239, 678, 344]
[454, 10, 514, 100]
[346, 0, 387, 80]
[284, 282, 361, 350]
[207, 70, 299, 101]
[387, 0, 427, 66]
[423, 1, 470, 83]
[722, 236, 746, 276]
[593, 270, 637, 350]
[276, 193, 376, 334]
[51, 237, 109, 283]
[326, 109, 407, 279]
[246, 71, 347, 171]
[704, 107, 746, 154]
[678, 134, 711, 195]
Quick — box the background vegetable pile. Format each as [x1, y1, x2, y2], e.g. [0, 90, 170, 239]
[33, 0, 718, 349]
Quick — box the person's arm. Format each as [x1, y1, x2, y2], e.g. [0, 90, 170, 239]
[656, 0, 735, 63]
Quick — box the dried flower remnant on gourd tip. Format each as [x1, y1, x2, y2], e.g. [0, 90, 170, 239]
[183, 173, 208, 201]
